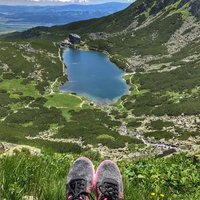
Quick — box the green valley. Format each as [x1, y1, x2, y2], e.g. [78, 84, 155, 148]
[0, 0, 200, 199]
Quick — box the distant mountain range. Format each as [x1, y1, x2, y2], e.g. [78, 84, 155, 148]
[0, 0, 132, 5]
[0, 2, 129, 34]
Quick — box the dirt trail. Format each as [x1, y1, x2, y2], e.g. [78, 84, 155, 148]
[58, 48, 66, 76]
[49, 78, 59, 95]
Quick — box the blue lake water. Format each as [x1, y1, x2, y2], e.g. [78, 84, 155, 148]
[60, 48, 129, 103]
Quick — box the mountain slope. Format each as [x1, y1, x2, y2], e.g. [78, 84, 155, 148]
[0, 0, 200, 160]
[6, 0, 200, 60]
[6, 0, 197, 34]
[0, 3, 200, 197]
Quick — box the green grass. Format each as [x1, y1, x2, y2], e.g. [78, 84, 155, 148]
[31, 94, 82, 121]
[0, 79, 39, 98]
[45, 93, 83, 120]
[0, 153, 199, 200]
[45, 93, 82, 109]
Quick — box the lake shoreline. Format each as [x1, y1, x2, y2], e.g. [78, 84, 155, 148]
[59, 47, 130, 104]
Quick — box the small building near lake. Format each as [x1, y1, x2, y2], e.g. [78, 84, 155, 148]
[69, 33, 81, 44]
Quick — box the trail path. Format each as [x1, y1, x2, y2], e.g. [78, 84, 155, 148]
[49, 78, 59, 95]
[58, 48, 66, 76]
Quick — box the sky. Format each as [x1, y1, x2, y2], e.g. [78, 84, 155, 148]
[0, 0, 134, 5]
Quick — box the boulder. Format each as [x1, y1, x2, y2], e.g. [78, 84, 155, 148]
[69, 33, 81, 44]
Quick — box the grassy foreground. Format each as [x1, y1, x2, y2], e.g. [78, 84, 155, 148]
[0, 152, 199, 200]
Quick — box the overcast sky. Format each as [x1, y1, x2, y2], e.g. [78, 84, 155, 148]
[0, 0, 134, 5]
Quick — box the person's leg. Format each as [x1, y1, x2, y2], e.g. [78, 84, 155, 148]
[66, 157, 95, 200]
[95, 160, 123, 200]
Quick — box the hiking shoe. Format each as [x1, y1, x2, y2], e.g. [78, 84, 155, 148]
[67, 157, 95, 200]
[95, 160, 123, 200]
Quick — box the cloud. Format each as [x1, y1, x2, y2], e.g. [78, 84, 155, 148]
[0, 0, 133, 5]
[30, 0, 88, 2]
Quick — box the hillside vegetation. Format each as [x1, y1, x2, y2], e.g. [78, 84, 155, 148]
[0, 0, 200, 198]
[0, 152, 199, 200]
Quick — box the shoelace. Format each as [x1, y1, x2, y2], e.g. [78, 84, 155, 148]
[68, 179, 94, 200]
[98, 181, 119, 200]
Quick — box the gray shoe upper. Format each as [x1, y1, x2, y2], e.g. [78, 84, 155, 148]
[67, 157, 94, 199]
[67, 158, 123, 200]
[67, 157, 93, 185]
[96, 160, 123, 199]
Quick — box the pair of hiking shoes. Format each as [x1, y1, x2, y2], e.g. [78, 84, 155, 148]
[67, 157, 123, 200]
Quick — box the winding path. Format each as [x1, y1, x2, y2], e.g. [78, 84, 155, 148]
[49, 78, 59, 95]
[68, 93, 85, 108]
[58, 48, 66, 76]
